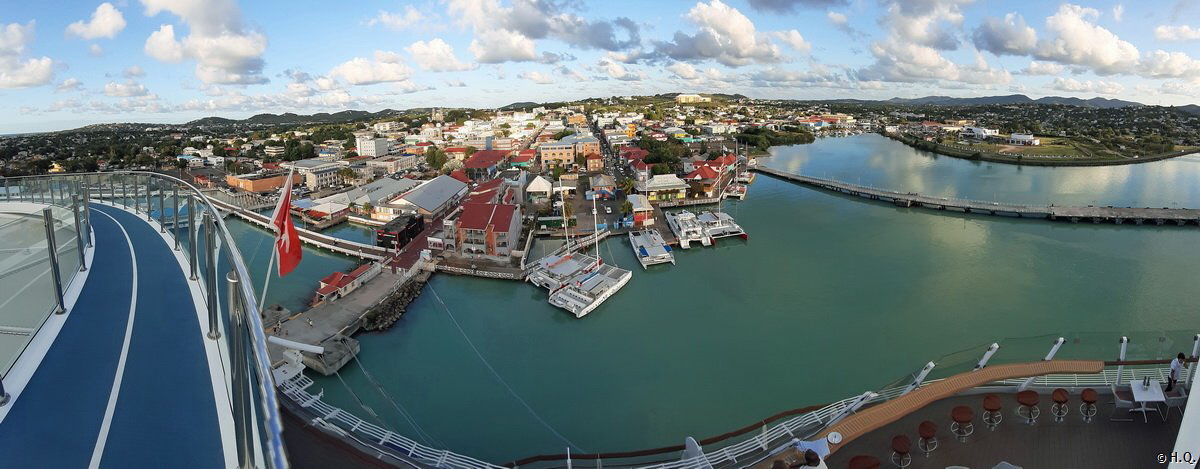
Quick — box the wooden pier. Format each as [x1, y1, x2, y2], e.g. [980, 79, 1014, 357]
[207, 197, 391, 260]
[754, 166, 1200, 226]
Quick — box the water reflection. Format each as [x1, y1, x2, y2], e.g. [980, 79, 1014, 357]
[762, 134, 1200, 208]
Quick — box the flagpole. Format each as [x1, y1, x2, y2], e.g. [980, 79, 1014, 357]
[259, 168, 293, 314]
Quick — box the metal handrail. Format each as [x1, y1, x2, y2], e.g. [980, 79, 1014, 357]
[1, 171, 286, 468]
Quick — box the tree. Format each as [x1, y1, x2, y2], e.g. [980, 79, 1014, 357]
[175, 158, 187, 177]
[337, 167, 357, 184]
[425, 146, 448, 170]
[620, 200, 633, 214]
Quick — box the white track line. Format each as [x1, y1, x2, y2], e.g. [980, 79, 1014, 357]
[87, 209, 137, 469]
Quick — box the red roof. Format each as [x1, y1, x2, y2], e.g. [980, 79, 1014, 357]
[449, 169, 470, 183]
[686, 166, 720, 180]
[621, 148, 649, 160]
[464, 150, 508, 169]
[519, 149, 536, 156]
[416, 142, 432, 146]
[586, 153, 602, 160]
[263, 162, 281, 169]
[458, 203, 517, 231]
[319, 272, 353, 288]
[445, 147, 467, 153]
[631, 160, 651, 171]
[349, 264, 372, 278]
[511, 153, 534, 163]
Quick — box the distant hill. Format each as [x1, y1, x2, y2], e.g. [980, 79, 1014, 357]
[185, 109, 405, 127]
[1177, 104, 1200, 116]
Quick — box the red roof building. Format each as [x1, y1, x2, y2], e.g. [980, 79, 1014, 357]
[449, 169, 470, 183]
[463, 150, 509, 180]
[313, 263, 380, 304]
[453, 203, 523, 257]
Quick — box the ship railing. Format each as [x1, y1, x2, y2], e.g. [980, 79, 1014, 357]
[278, 372, 505, 469]
[501, 331, 1197, 469]
[0, 171, 287, 469]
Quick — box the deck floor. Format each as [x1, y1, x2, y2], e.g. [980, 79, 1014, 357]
[0, 204, 226, 468]
[825, 392, 1182, 469]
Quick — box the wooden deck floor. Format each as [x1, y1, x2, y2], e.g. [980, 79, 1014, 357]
[824, 392, 1182, 469]
[822, 360, 1104, 454]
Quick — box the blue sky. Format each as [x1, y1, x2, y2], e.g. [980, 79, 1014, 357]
[3, 0, 1200, 133]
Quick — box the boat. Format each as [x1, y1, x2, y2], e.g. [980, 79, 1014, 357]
[628, 229, 674, 269]
[723, 183, 748, 199]
[696, 210, 747, 240]
[524, 196, 632, 318]
[664, 210, 711, 249]
[526, 252, 631, 318]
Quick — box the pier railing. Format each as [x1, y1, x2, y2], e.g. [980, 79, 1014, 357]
[1, 171, 288, 469]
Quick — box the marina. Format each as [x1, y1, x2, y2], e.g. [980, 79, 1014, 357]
[628, 229, 675, 269]
[697, 210, 748, 240]
[310, 136, 1200, 462]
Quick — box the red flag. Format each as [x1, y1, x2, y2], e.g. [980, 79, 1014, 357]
[271, 170, 302, 277]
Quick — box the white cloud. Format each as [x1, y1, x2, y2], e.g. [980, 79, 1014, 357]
[1050, 77, 1124, 94]
[882, 0, 970, 51]
[518, 70, 554, 84]
[67, 3, 126, 39]
[1022, 61, 1065, 75]
[1034, 4, 1139, 75]
[1112, 4, 1124, 22]
[140, 0, 269, 84]
[407, 39, 476, 72]
[972, 13, 1037, 56]
[1155, 25, 1200, 41]
[56, 77, 83, 92]
[123, 65, 145, 78]
[328, 50, 415, 86]
[144, 24, 184, 62]
[1138, 50, 1200, 79]
[667, 62, 699, 79]
[0, 21, 55, 89]
[367, 6, 423, 31]
[598, 58, 643, 81]
[469, 28, 537, 63]
[89, 43, 104, 56]
[103, 79, 150, 97]
[653, 0, 782, 67]
[773, 30, 811, 54]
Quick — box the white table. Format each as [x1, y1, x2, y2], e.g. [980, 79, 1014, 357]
[1130, 379, 1167, 422]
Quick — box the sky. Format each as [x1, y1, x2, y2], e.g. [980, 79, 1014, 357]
[3, 0, 1200, 133]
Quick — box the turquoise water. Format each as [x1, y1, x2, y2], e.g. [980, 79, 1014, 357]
[261, 134, 1200, 463]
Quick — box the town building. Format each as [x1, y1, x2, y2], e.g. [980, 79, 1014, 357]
[388, 175, 469, 219]
[628, 194, 655, 226]
[283, 159, 346, 190]
[1009, 134, 1041, 145]
[589, 174, 616, 199]
[636, 174, 689, 202]
[585, 153, 604, 172]
[374, 214, 425, 252]
[354, 132, 390, 157]
[463, 150, 509, 181]
[538, 142, 576, 168]
[264, 146, 286, 158]
[365, 155, 416, 175]
[454, 203, 523, 258]
[225, 171, 303, 193]
[313, 263, 382, 303]
[675, 94, 711, 104]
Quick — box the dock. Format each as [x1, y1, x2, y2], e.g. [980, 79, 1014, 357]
[754, 166, 1200, 226]
[206, 196, 390, 260]
[525, 252, 632, 318]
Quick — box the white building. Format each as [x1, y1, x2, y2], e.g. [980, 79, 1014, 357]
[264, 146, 286, 158]
[1009, 134, 1041, 146]
[675, 94, 711, 104]
[283, 159, 347, 189]
[373, 121, 403, 133]
[355, 132, 390, 157]
[962, 127, 999, 139]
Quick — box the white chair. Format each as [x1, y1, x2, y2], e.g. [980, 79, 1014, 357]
[1110, 384, 1135, 421]
[1161, 386, 1188, 421]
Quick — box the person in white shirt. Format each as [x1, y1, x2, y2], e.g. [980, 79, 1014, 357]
[1168, 352, 1188, 392]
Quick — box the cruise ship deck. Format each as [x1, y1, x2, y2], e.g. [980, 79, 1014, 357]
[0, 173, 286, 469]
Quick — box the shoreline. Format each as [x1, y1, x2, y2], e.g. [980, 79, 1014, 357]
[886, 133, 1198, 167]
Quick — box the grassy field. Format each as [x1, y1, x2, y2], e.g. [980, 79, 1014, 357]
[898, 133, 1197, 166]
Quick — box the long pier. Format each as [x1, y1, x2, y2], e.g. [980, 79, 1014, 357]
[753, 166, 1200, 226]
[207, 197, 389, 260]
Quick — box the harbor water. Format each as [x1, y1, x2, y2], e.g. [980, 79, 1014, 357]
[233, 134, 1200, 462]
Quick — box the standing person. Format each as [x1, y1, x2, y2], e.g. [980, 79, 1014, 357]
[1168, 352, 1188, 392]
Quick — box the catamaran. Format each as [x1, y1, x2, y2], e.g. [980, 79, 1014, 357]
[628, 229, 674, 269]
